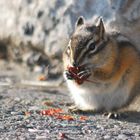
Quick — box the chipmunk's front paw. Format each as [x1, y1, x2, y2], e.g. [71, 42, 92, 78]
[65, 71, 74, 80]
[77, 69, 91, 79]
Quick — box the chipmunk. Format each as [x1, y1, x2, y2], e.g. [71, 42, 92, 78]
[63, 16, 140, 114]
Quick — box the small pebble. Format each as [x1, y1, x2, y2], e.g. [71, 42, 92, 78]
[0, 124, 5, 130]
[135, 133, 140, 137]
[59, 132, 68, 139]
[36, 135, 47, 139]
[14, 97, 21, 102]
[96, 125, 105, 130]
[104, 135, 111, 139]
[28, 128, 43, 133]
[11, 111, 25, 115]
[118, 134, 128, 139]
[29, 106, 40, 111]
[15, 115, 24, 121]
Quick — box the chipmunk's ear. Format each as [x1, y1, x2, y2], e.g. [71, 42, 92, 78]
[75, 16, 85, 28]
[97, 18, 105, 40]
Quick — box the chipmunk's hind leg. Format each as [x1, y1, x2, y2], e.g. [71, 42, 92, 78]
[68, 105, 84, 114]
[103, 112, 121, 119]
[68, 105, 99, 114]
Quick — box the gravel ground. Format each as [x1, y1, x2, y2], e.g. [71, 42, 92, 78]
[0, 61, 140, 140]
[0, 84, 140, 140]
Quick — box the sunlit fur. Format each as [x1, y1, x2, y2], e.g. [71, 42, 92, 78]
[63, 17, 140, 112]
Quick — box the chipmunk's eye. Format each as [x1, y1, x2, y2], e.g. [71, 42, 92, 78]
[88, 42, 96, 51]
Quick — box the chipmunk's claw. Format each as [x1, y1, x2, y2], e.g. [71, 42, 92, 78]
[65, 71, 73, 80]
[77, 69, 91, 79]
[103, 112, 120, 119]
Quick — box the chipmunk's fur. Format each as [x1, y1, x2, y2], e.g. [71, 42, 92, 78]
[63, 16, 140, 112]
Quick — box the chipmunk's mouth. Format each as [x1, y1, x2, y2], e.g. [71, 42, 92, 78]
[67, 65, 91, 85]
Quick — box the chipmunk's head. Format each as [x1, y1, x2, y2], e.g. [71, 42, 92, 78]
[64, 16, 114, 69]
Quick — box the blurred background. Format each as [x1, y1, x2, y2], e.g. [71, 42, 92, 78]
[0, 0, 140, 85]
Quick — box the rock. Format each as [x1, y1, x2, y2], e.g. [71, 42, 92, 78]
[26, 51, 49, 67]
[0, 0, 139, 80]
[0, 0, 139, 58]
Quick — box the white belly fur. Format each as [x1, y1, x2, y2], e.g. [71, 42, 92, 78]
[67, 80, 130, 111]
